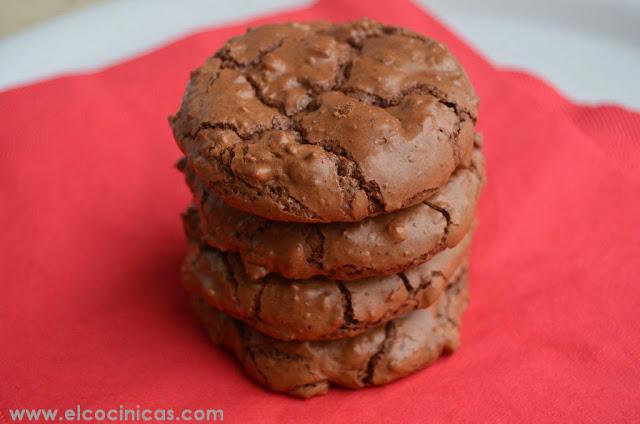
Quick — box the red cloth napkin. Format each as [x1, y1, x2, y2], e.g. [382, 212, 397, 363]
[2, 0, 639, 422]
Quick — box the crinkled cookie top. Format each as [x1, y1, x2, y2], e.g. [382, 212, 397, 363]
[171, 18, 478, 223]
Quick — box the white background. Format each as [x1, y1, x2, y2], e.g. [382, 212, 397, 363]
[1, 0, 638, 109]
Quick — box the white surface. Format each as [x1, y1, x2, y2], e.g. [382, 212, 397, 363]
[0, 0, 638, 109]
[419, 0, 640, 109]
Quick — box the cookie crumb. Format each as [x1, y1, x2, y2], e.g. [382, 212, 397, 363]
[332, 103, 352, 118]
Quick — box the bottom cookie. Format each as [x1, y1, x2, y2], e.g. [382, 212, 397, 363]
[190, 271, 469, 398]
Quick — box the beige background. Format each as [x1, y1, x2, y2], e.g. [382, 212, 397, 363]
[0, 0, 104, 37]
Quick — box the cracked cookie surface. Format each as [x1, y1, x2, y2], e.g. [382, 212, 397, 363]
[181, 206, 470, 340]
[182, 146, 484, 280]
[190, 270, 469, 398]
[170, 18, 478, 223]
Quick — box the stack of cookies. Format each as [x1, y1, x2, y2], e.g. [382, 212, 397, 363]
[170, 19, 484, 398]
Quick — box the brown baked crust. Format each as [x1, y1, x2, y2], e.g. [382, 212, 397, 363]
[190, 272, 469, 398]
[181, 146, 483, 280]
[182, 213, 470, 340]
[171, 19, 478, 223]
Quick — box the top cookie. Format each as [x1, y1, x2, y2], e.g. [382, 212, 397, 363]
[171, 18, 478, 223]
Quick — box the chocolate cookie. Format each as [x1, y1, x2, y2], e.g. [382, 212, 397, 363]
[190, 272, 468, 398]
[181, 146, 483, 280]
[182, 208, 470, 339]
[171, 18, 478, 223]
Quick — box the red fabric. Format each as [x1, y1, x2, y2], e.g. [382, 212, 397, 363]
[2, 0, 639, 422]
